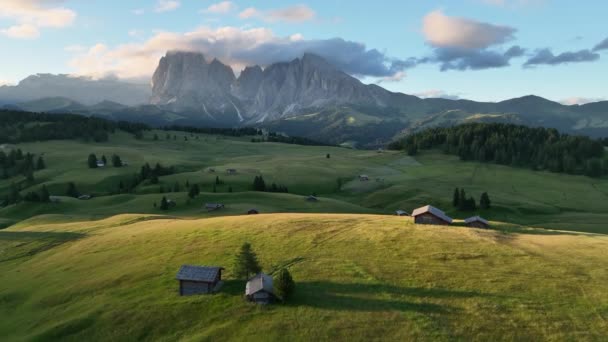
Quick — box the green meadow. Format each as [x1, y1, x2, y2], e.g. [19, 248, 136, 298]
[2, 131, 608, 340]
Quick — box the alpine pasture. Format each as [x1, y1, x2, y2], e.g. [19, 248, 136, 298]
[1, 130, 608, 340]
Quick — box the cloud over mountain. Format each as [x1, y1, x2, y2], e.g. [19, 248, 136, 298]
[524, 48, 600, 67]
[68, 26, 413, 80]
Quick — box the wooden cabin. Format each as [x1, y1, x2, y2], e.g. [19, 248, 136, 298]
[464, 216, 490, 228]
[412, 205, 453, 225]
[245, 273, 275, 304]
[96, 160, 105, 167]
[176, 265, 224, 296]
[395, 210, 409, 216]
[205, 203, 225, 211]
[247, 209, 259, 215]
[226, 169, 237, 174]
[306, 195, 318, 202]
[359, 175, 370, 181]
[78, 194, 92, 200]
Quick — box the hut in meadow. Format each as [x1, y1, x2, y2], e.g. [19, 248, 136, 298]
[247, 209, 259, 215]
[464, 216, 490, 228]
[205, 203, 225, 211]
[245, 273, 275, 304]
[395, 210, 409, 216]
[306, 195, 318, 202]
[359, 175, 370, 181]
[412, 205, 453, 225]
[176, 265, 224, 296]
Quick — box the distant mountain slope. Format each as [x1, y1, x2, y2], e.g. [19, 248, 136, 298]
[0, 74, 150, 106]
[1, 52, 607, 145]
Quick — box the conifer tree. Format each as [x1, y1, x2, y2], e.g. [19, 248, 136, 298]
[233, 242, 262, 279]
[274, 268, 295, 302]
[88, 153, 98, 168]
[40, 185, 50, 202]
[66, 182, 79, 198]
[36, 156, 45, 170]
[480, 192, 491, 209]
[453, 187, 460, 207]
[160, 196, 169, 210]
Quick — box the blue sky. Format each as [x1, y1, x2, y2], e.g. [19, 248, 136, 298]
[0, 0, 607, 103]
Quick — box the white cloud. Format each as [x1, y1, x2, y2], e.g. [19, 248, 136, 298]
[422, 10, 515, 49]
[67, 26, 411, 81]
[414, 89, 462, 100]
[202, 1, 237, 14]
[132, 8, 145, 16]
[376, 71, 406, 84]
[239, 4, 316, 23]
[559, 97, 606, 105]
[0, 0, 76, 39]
[155, 0, 180, 13]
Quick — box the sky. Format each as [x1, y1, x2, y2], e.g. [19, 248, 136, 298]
[0, 0, 607, 104]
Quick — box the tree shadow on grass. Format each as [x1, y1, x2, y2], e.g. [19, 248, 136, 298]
[289, 281, 489, 313]
[0, 231, 85, 262]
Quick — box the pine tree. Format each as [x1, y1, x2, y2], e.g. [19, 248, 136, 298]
[453, 187, 460, 207]
[66, 182, 79, 198]
[326, 153, 330, 159]
[228, 186, 233, 193]
[88, 153, 98, 168]
[36, 156, 45, 170]
[173, 182, 180, 192]
[459, 188, 466, 210]
[480, 192, 491, 209]
[8, 182, 20, 204]
[111, 154, 122, 167]
[101, 155, 107, 165]
[212, 184, 217, 193]
[274, 268, 295, 302]
[160, 196, 169, 210]
[39, 185, 50, 202]
[215, 176, 220, 185]
[233, 242, 262, 279]
[188, 184, 200, 199]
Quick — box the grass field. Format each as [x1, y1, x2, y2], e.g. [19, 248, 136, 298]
[2, 131, 608, 340]
[1, 213, 607, 340]
[2, 130, 608, 233]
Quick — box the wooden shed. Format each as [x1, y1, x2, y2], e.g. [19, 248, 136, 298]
[412, 205, 453, 225]
[247, 209, 259, 215]
[464, 216, 490, 228]
[205, 203, 225, 211]
[176, 265, 224, 296]
[359, 175, 370, 181]
[395, 210, 409, 216]
[306, 195, 318, 202]
[245, 273, 275, 304]
[226, 168, 237, 174]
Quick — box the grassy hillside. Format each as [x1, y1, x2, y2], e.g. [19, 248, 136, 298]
[2, 130, 608, 233]
[1, 213, 607, 340]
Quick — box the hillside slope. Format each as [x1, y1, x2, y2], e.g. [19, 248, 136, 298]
[1, 213, 607, 340]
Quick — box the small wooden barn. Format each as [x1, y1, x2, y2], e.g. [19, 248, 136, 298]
[359, 175, 369, 181]
[306, 195, 319, 202]
[245, 273, 275, 304]
[412, 205, 453, 225]
[205, 203, 225, 211]
[395, 210, 409, 216]
[464, 216, 490, 228]
[247, 209, 259, 215]
[226, 168, 237, 174]
[176, 265, 224, 296]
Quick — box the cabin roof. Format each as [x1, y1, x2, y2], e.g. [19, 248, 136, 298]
[464, 216, 489, 225]
[412, 205, 453, 223]
[245, 273, 274, 295]
[176, 265, 223, 282]
[205, 203, 224, 208]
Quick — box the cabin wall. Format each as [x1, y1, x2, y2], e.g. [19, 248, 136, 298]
[179, 280, 213, 296]
[414, 213, 449, 225]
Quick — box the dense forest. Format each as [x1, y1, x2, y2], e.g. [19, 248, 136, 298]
[0, 110, 148, 143]
[389, 123, 608, 177]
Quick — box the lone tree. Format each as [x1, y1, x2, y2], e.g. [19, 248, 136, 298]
[480, 192, 491, 209]
[66, 182, 79, 198]
[253, 176, 266, 191]
[233, 242, 261, 279]
[274, 268, 295, 302]
[326, 153, 330, 159]
[452, 187, 460, 207]
[188, 184, 200, 199]
[36, 156, 45, 170]
[160, 196, 169, 210]
[39, 185, 50, 202]
[101, 155, 107, 165]
[87, 153, 98, 168]
[111, 154, 122, 167]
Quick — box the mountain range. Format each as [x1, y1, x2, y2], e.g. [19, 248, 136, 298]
[2, 51, 607, 147]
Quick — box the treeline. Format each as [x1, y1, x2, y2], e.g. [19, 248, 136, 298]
[0, 148, 45, 180]
[389, 123, 608, 177]
[253, 175, 289, 193]
[251, 132, 333, 146]
[0, 110, 148, 143]
[162, 125, 262, 137]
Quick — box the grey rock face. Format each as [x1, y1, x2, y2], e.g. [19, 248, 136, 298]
[150, 51, 392, 123]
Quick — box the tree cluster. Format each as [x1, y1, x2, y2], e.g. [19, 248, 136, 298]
[0, 149, 44, 181]
[389, 123, 608, 177]
[252, 175, 288, 193]
[453, 188, 491, 211]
